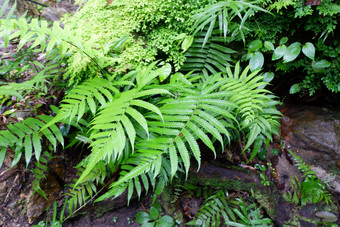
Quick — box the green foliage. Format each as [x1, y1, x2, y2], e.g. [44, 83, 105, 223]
[33, 199, 67, 227]
[135, 202, 175, 227]
[0, 115, 63, 168]
[92, 64, 280, 202]
[31, 151, 55, 199]
[0, 0, 17, 19]
[186, 190, 272, 226]
[181, 31, 236, 76]
[62, 0, 213, 75]
[0, 0, 284, 223]
[191, 0, 268, 47]
[0, 16, 118, 85]
[283, 151, 333, 206]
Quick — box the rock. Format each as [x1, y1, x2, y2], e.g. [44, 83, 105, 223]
[41, 7, 68, 21]
[26, 174, 61, 224]
[315, 211, 337, 222]
[281, 105, 340, 154]
[0, 182, 7, 196]
[41, 2, 78, 21]
[275, 154, 302, 192]
[310, 166, 340, 194]
[280, 105, 340, 194]
[15, 109, 35, 120]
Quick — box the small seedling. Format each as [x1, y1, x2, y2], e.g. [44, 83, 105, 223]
[135, 202, 175, 227]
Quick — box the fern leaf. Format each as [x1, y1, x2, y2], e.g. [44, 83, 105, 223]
[24, 134, 33, 166]
[181, 128, 201, 169]
[174, 137, 190, 178]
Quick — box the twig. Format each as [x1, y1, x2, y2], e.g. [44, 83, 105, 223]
[4, 174, 19, 203]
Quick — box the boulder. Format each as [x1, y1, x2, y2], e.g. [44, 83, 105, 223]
[280, 105, 340, 194]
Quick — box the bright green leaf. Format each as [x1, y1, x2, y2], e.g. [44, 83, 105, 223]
[157, 215, 175, 227]
[248, 40, 262, 52]
[302, 42, 315, 61]
[279, 37, 288, 45]
[249, 52, 264, 71]
[149, 207, 160, 220]
[24, 134, 32, 166]
[264, 41, 274, 51]
[283, 42, 301, 62]
[312, 60, 331, 68]
[272, 45, 286, 60]
[289, 84, 301, 94]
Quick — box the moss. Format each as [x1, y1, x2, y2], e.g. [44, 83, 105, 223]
[62, 0, 215, 82]
[159, 186, 184, 224]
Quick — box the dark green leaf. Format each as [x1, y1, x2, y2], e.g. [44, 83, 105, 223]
[248, 40, 262, 52]
[136, 212, 151, 224]
[0, 148, 6, 168]
[149, 207, 160, 220]
[157, 215, 174, 227]
[289, 84, 301, 94]
[312, 60, 331, 68]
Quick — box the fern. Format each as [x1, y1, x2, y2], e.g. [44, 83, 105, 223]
[286, 150, 333, 205]
[66, 161, 104, 215]
[0, 0, 17, 19]
[52, 62, 280, 204]
[181, 31, 237, 77]
[0, 115, 63, 167]
[74, 62, 171, 186]
[221, 62, 281, 157]
[96, 72, 252, 202]
[31, 151, 55, 199]
[192, 0, 268, 47]
[187, 190, 272, 226]
[0, 16, 123, 84]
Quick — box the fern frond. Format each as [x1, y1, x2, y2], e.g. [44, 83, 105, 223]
[192, 0, 268, 47]
[42, 78, 122, 129]
[31, 151, 54, 199]
[0, 115, 64, 167]
[96, 75, 238, 202]
[181, 32, 236, 77]
[187, 190, 232, 226]
[188, 190, 273, 226]
[219, 63, 281, 155]
[0, 16, 124, 84]
[66, 162, 104, 214]
[75, 64, 171, 186]
[0, 74, 48, 101]
[0, 0, 17, 20]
